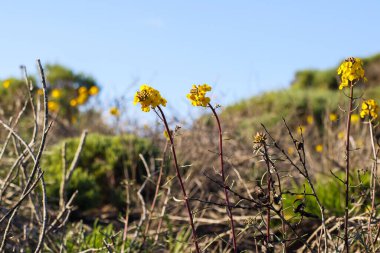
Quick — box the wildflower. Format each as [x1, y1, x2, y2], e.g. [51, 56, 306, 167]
[351, 114, 360, 124]
[306, 115, 314, 125]
[89, 86, 99, 96]
[329, 113, 338, 122]
[186, 84, 212, 107]
[315, 144, 323, 153]
[3, 80, 11, 89]
[109, 106, 120, 116]
[297, 125, 305, 135]
[253, 132, 266, 144]
[77, 93, 88, 105]
[337, 57, 367, 90]
[51, 89, 62, 99]
[78, 86, 88, 95]
[163, 130, 172, 140]
[37, 89, 44, 95]
[133, 84, 167, 112]
[48, 101, 59, 112]
[70, 99, 78, 107]
[338, 131, 345, 139]
[287, 147, 295, 155]
[360, 99, 378, 120]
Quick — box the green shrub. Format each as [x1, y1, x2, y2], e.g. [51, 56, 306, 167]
[43, 133, 158, 211]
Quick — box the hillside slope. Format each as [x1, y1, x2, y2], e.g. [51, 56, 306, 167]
[220, 54, 380, 137]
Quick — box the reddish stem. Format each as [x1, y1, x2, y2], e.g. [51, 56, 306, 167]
[157, 106, 200, 253]
[344, 84, 354, 253]
[208, 104, 237, 253]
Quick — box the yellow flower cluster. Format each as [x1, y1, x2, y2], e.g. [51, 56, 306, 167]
[351, 114, 360, 124]
[253, 132, 267, 144]
[337, 57, 367, 90]
[133, 84, 167, 112]
[360, 99, 378, 120]
[70, 85, 99, 107]
[51, 89, 62, 99]
[186, 84, 212, 107]
[329, 113, 337, 122]
[48, 101, 59, 112]
[3, 80, 11, 89]
[163, 130, 172, 140]
[306, 115, 314, 125]
[315, 144, 323, 153]
[109, 106, 120, 116]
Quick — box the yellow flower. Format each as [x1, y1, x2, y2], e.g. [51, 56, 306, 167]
[337, 57, 367, 90]
[186, 84, 212, 107]
[71, 116, 77, 124]
[315, 144, 323, 153]
[70, 99, 78, 107]
[163, 130, 172, 140]
[133, 84, 167, 112]
[360, 99, 378, 120]
[329, 113, 338, 122]
[253, 132, 267, 144]
[306, 115, 314, 125]
[287, 147, 295, 155]
[89, 86, 99, 96]
[51, 89, 62, 99]
[3, 80, 11, 89]
[78, 86, 88, 95]
[37, 89, 44, 95]
[338, 131, 345, 139]
[297, 125, 305, 135]
[77, 93, 88, 105]
[351, 114, 360, 124]
[48, 101, 59, 112]
[109, 107, 120, 116]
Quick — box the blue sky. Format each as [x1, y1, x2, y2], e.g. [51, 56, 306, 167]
[1, 1, 380, 121]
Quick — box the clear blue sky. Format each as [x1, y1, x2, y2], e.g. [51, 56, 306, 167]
[1, 1, 380, 120]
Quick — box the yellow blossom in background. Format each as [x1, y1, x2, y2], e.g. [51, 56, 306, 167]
[287, 147, 295, 155]
[133, 84, 167, 112]
[109, 107, 120, 116]
[329, 113, 338, 122]
[51, 89, 62, 99]
[338, 131, 345, 140]
[186, 84, 212, 107]
[297, 125, 305, 135]
[71, 116, 77, 124]
[89, 86, 99, 96]
[48, 101, 59, 112]
[70, 99, 78, 107]
[337, 57, 367, 90]
[37, 89, 44, 95]
[3, 80, 11, 89]
[356, 139, 364, 148]
[360, 99, 378, 120]
[351, 114, 360, 124]
[78, 86, 88, 95]
[306, 115, 314, 125]
[163, 130, 172, 140]
[77, 93, 88, 105]
[315, 144, 323, 153]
